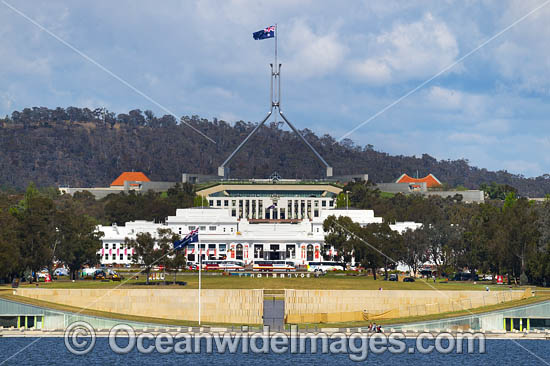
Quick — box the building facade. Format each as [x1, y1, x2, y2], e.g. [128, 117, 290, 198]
[98, 195, 421, 266]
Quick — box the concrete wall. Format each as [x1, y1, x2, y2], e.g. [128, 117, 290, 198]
[15, 288, 525, 325]
[424, 190, 484, 203]
[285, 290, 525, 322]
[15, 289, 263, 325]
[376, 182, 427, 194]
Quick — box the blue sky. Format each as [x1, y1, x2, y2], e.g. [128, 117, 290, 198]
[1, 1, 550, 177]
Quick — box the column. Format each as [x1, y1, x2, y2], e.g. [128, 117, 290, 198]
[260, 199, 264, 219]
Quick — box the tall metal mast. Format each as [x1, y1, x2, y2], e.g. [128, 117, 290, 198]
[218, 26, 333, 178]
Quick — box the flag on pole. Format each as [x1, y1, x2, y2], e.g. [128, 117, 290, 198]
[253, 25, 275, 40]
[174, 228, 199, 250]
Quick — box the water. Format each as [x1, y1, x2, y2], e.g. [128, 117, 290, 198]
[0, 338, 549, 365]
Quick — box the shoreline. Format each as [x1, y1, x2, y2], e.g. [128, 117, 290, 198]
[1, 329, 550, 340]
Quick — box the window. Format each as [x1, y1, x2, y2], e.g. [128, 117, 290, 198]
[105, 243, 109, 249]
[127, 254, 132, 261]
[314, 210, 319, 217]
[254, 244, 264, 259]
[224, 200, 229, 207]
[178, 227, 182, 234]
[189, 226, 196, 231]
[232, 200, 236, 206]
[105, 254, 109, 260]
[208, 244, 216, 249]
[231, 228, 234, 232]
[329, 201, 334, 207]
[322, 201, 327, 207]
[307, 244, 314, 261]
[188, 244, 195, 250]
[209, 200, 213, 206]
[217, 200, 221, 206]
[286, 244, 296, 259]
[236, 244, 244, 260]
[200, 226, 206, 231]
[209, 226, 216, 231]
[120, 254, 123, 260]
[112, 254, 116, 260]
[231, 209, 236, 217]
[219, 244, 227, 251]
[223, 227, 226, 232]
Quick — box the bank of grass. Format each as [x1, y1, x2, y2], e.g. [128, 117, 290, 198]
[296, 294, 550, 329]
[1, 274, 535, 291]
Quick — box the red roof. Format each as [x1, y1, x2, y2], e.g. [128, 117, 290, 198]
[110, 172, 150, 187]
[395, 173, 442, 188]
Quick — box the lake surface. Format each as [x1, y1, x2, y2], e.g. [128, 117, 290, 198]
[0, 338, 549, 365]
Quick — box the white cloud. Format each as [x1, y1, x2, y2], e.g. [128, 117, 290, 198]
[491, 0, 550, 94]
[284, 19, 348, 79]
[426, 86, 463, 109]
[349, 13, 459, 84]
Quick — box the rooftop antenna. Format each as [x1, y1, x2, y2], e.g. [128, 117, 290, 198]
[218, 25, 333, 178]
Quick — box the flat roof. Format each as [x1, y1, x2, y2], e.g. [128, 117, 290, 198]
[197, 183, 343, 197]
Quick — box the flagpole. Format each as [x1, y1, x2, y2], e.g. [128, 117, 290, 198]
[198, 237, 202, 326]
[275, 23, 278, 74]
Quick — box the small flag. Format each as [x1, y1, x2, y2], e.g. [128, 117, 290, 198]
[253, 25, 275, 40]
[267, 204, 277, 210]
[174, 228, 199, 250]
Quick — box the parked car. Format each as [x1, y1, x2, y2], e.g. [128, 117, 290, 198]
[453, 272, 479, 281]
[93, 270, 106, 280]
[389, 274, 398, 281]
[54, 268, 69, 277]
[403, 277, 415, 282]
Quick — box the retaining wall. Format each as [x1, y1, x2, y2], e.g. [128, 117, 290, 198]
[14, 288, 263, 324]
[285, 290, 527, 322]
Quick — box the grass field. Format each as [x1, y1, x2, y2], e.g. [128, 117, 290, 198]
[1, 273, 535, 291]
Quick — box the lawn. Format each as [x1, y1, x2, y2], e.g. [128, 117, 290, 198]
[2, 273, 534, 291]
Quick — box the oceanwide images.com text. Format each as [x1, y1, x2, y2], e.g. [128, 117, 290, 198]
[64, 321, 486, 361]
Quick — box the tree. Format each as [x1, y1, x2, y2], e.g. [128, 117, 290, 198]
[127, 232, 161, 284]
[170, 250, 187, 284]
[0, 208, 20, 282]
[323, 215, 398, 279]
[56, 208, 104, 281]
[323, 215, 359, 266]
[156, 228, 180, 284]
[364, 223, 403, 279]
[401, 227, 429, 276]
[11, 184, 57, 282]
[501, 198, 539, 285]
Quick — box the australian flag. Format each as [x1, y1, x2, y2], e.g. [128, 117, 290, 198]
[173, 228, 199, 250]
[253, 25, 275, 40]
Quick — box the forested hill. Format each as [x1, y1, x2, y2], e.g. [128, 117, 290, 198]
[1, 106, 549, 196]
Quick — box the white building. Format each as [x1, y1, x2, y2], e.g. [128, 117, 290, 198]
[97, 181, 422, 266]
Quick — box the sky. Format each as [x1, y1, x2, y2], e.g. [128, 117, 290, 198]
[1, 0, 550, 177]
